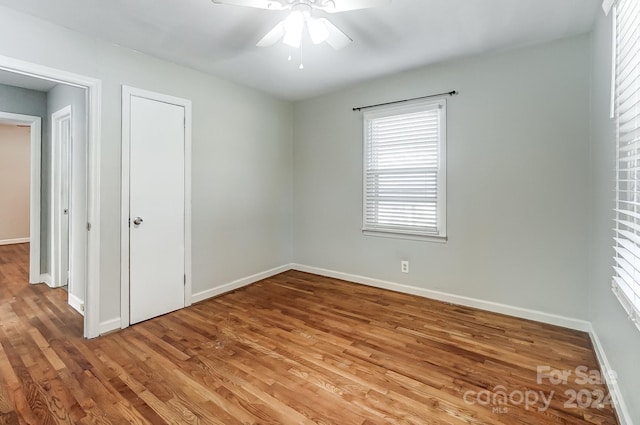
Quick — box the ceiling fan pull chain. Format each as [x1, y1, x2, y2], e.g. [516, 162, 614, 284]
[299, 43, 304, 70]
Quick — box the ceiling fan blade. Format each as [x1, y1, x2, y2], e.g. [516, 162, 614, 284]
[319, 0, 391, 13]
[319, 18, 352, 50]
[211, 0, 286, 10]
[256, 21, 286, 47]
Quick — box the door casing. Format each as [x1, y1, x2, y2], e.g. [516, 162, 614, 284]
[0, 54, 102, 338]
[0, 55, 101, 338]
[120, 85, 192, 329]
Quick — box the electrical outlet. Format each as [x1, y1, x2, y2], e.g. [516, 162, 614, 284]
[401, 260, 409, 273]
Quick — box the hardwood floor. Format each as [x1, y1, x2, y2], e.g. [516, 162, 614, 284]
[0, 243, 619, 424]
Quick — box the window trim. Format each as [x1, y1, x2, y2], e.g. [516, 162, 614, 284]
[362, 99, 447, 242]
[611, 0, 640, 332]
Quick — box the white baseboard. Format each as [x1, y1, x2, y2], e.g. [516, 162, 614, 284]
[101, 265, 290, 336]
[40, 273, 65, 289]
[290, 264, 591, 332]
[68, 293, 85, 316]
[99, 317, 121, 335]
[192, 264, 292, 304]
[0, 237, 30, 246]
[39, 273, 52, 286]
[588, 325, 633, 425]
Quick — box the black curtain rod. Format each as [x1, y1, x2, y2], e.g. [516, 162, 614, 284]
[352, 90, 458, 112]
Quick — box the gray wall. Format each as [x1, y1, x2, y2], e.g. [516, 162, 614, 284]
[0, 6, 293, 324]
[0, 83, 47, 269]
[589, 11, 640, 423]
[293, 35, 591, 320]
[0, 124, 30, 241]
[0, 83, 47, 118]
[47, 83, 87, 304]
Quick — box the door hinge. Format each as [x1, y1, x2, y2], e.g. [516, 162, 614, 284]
[128, 218, 131, 228]
[87, 222, 91, 231]
[184, 274, 186, 286]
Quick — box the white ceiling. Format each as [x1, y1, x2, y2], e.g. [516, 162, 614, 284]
[0, 0, 599, 100]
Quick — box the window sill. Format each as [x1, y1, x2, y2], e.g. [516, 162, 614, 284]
[362, 229, 447, 243]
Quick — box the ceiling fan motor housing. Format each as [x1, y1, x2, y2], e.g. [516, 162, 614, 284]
[281, 0, 337, 11]
[291, 3, 313, 18]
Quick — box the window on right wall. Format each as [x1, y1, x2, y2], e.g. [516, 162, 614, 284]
[362, 99, 447, 242]
[612, 0, 640, 331]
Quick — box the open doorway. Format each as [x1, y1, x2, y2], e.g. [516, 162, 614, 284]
[0, 78, 86, 316]
[0, 123, 32, 249]
[0, 57, 101, 338]
[0, 112, 41, 284]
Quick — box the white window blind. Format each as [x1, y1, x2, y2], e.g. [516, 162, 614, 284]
[363, 99, 446, 240]
[613, 0, 640, 331]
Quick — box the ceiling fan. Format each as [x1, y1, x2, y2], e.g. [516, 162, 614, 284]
[212, 0, 391, 51]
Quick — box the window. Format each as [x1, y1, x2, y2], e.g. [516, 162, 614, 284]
[363, 99, 446, 241]
[612, 0, 640, 330]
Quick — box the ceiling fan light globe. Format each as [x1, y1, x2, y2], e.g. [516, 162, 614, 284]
[308, 18, 329, 44]
[284, 10, 304, 33]
[283, 30, 302, 48]
[283, 10, 304, 48]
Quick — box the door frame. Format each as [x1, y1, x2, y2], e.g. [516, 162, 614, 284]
[50, 105, 72, 289]
[0, 112, 41, 284]
[0, 54, 102, 339]
[120, 85, 192, 329]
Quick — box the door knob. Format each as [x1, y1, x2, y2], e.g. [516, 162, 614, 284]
[133, 217, 143, 225]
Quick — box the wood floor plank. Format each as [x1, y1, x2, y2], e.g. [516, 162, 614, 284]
[0, 243, 620, 424]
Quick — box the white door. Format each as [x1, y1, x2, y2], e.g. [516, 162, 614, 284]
[52, 106, 72, 288]
[60, 118, 70, 286]
[128, 95, 185, 324]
